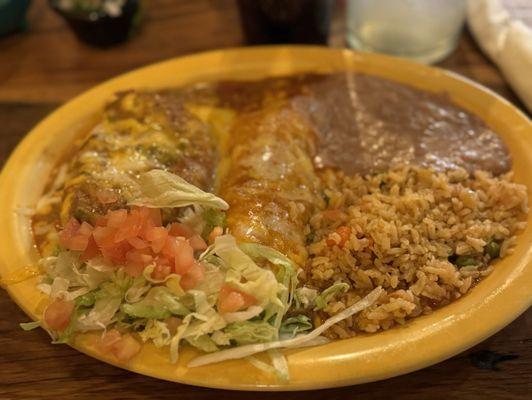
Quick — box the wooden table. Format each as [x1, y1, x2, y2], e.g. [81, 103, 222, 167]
[0, 1, 530, 399]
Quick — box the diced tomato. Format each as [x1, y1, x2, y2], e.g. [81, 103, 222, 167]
[161, 236, 178, 259]
[127, 236, 149, 250]
[94, 216, 108, 227]
[189, 234, 207, 251]
[68, 233, 90, 252]
[168, 223, 194, 238]
[217, 284, 256, 313]
[174, 241, 195, 275]
[151, 238, 167, 254]
[139, 218, 155, 241]
[111, 334, 141, 362]
[180, 262, 205, 290]
[98, 329, 122, 353]
[93, 226, 118, 248]
[147, 208, 162, 227]
[208, 226, 223, 244]
[125, 250, 152, 266]
[57, 206, 203, 282]
[144, 226, 167, 242]
[107, 209, 128, 228]
[96, 189, 119, 204]
[78, 221, 94, 236]
[145, 227, 168, 254]
[101, 241, 130, 264]
[80, 236, 99, 261]
[123, 262, 145, 278]
[114, 210, 143, 242]
[58, 217, 80, 248]
[44, 299, 74, 331]
[152, 258, 172, 280]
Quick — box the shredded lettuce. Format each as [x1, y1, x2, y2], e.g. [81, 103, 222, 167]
[124, 276, 150, 303]
[188, 287, 383, 367]
[279, 315, 313, 337]
[20, 321, 41, 331]
[246, 350, 290, 382]
[202, 208, 227, 237]
[193, 263, 225, 302]
[211, 235, 282, 310]
[211, 330, 231, 346]
[294, 286, 318, 309]
[222, 305, 263, 323]
[121, 286, 189, 319]
[75, 292, 96, 307]
[186, 335, 218, 353]
[128, 169, 228, 210]
[313, 282, 349, 311]
[224, 320, 277, 345]
[169, 290, 227, 363]
[139, 319, 172, 348]
[268, 349, 289, 381]
[239, 242, 299, 332]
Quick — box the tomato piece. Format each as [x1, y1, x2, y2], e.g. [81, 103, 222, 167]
[80, 236, 99, 261]
[145, 226, 168, 242]
[161, 236, 183, 259]
[101, 241, 130, 264]
[217, 284, 256, 313]
[174, 241, 195, 275]
[151, 238, 167, 254]
[98, 329, 122, 353]
[168, 223, 194, 238]
[147, 208, 162, 227]
[94, 216, 108, 227]
[218, 291, 245, 313]
[44, 299, 74, 331]
[114, 210, 143, 242]
[58, 217, 81, 248]
[68, 233, 90, 252]
[189, 235, 207, 251]
[127, 236, 149, 250]
[107, 209, 128, 228]
[123, 262, 145, 278]
[152, 258, 172, 280]
[180, 262, 205, 290]
[112, 334, 141, 362]
[139, 218, 156, 241]
[93, 226, 118, 248]
[78, 221, 94, 236]
[125, 250, 152, 266]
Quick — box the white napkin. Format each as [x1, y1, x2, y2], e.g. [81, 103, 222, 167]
[468, 0, 532, 112]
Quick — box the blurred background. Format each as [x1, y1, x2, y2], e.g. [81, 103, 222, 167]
[0, 0, 529, 110]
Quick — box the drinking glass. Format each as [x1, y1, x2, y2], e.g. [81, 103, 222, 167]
[346, 0, 466, 64]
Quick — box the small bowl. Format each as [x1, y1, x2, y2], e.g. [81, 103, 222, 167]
[0, 0, 31, 37]
[49, 0, 141, 47]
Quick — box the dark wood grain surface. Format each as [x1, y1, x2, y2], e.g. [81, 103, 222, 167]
[0, 1, 530, 399]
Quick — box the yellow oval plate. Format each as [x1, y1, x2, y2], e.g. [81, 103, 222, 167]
[0, 47, 531, 391]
